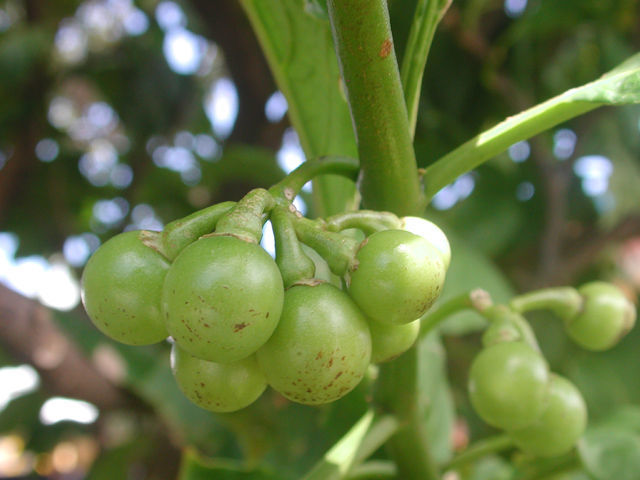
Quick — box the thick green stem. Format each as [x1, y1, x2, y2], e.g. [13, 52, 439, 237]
[160, 201, 235, 261]
[375, 347, 439, 480]
[324, 210, 402, 235]
[443, 434, 513, 471]
[510, 287, 583, 322]
[401, 0, 451, 137]
[269, 156, 360, 205]
[326, 0, 425, 215]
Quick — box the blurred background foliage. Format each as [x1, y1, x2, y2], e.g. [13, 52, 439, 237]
[0, 0, 639, 478]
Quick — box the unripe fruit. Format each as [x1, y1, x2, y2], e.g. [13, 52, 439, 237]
[564, 282, 636, 351]
[257, 283, 371, 405]
[508, 374, 587, 457]
[171, 344, 266, 412]
[369, 318, 420, 363]
[469, 341, 549, 430]
[348, 230, 446, 325]
[163, 235, 284, 363]
[81, 230, 169, 345]
[400, 216, 451, 269]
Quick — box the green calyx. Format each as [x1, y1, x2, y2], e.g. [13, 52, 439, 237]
[481, 305, 541, 352]
[160, 201, 236, 261]
[292, 215, 360, 276]
[271, 206, 316, 288]
[324, 210, 402, 235]
[214, 188, 275, 243]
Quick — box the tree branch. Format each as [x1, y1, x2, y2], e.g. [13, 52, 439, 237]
[0, 283, 132, 410]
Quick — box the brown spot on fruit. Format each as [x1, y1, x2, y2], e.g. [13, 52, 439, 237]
[234, 322, 248, 332]
[315, 351, 323, 360]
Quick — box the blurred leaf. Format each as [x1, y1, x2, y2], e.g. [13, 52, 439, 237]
[596, 405, 640, 435]
[423, 52, 640, 201]
[565, 323, 640, 419]
[239, 0, 358, 216]
[88, 440, 156, 480]
[303, 410, 375, 480]
[575, 404, 640, 480]
[460, 456, 514, 480]
[578, 427, 640, 480]
[418, 332, 455, 464]
[178, 448, 279, 480]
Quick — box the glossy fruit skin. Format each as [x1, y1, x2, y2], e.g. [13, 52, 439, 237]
[469, 341, 550, 430]
[508, 374, 587, 457]
[564, 282, 636, 351]
[163, 235, 284, 363]
[256, 283, 371, 405]
[400, 216, 451, 269]
[81, 230, 169, 345]
[347, 229, 446, 325]
[171, 344, 266, 413]
[369, 318, 420, 363]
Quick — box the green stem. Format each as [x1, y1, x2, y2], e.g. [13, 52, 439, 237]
[401, 0, 451, 137]
[443, 434, 513, 471]
[326, 0, 425, 215]
[268, 156, 360, 205]
[160, 201, 235, 261]
[422, 98, 596, 202]
[419, 289, 493, 339]
[324, 210, 402, 235]
[375, 348, 439, 480]
[509, 287, 583, 322]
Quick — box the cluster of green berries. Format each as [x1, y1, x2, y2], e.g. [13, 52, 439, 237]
[469, 283, 636, 458]
[81, 188, 451, 413]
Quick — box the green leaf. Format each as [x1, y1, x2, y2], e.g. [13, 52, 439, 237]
[178, 449, 280, 480]
[423, 52, 640, 202]
[578, 428, 640, 480]
[418, 332, 455, 464]
[239, 0, 358, 216]
[572, 52, 640, 104]
[401, 0, 451, 136]
[598, 405, 640, 435]
[302, 410, 376, 480]
[465, 456, 514, 480]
